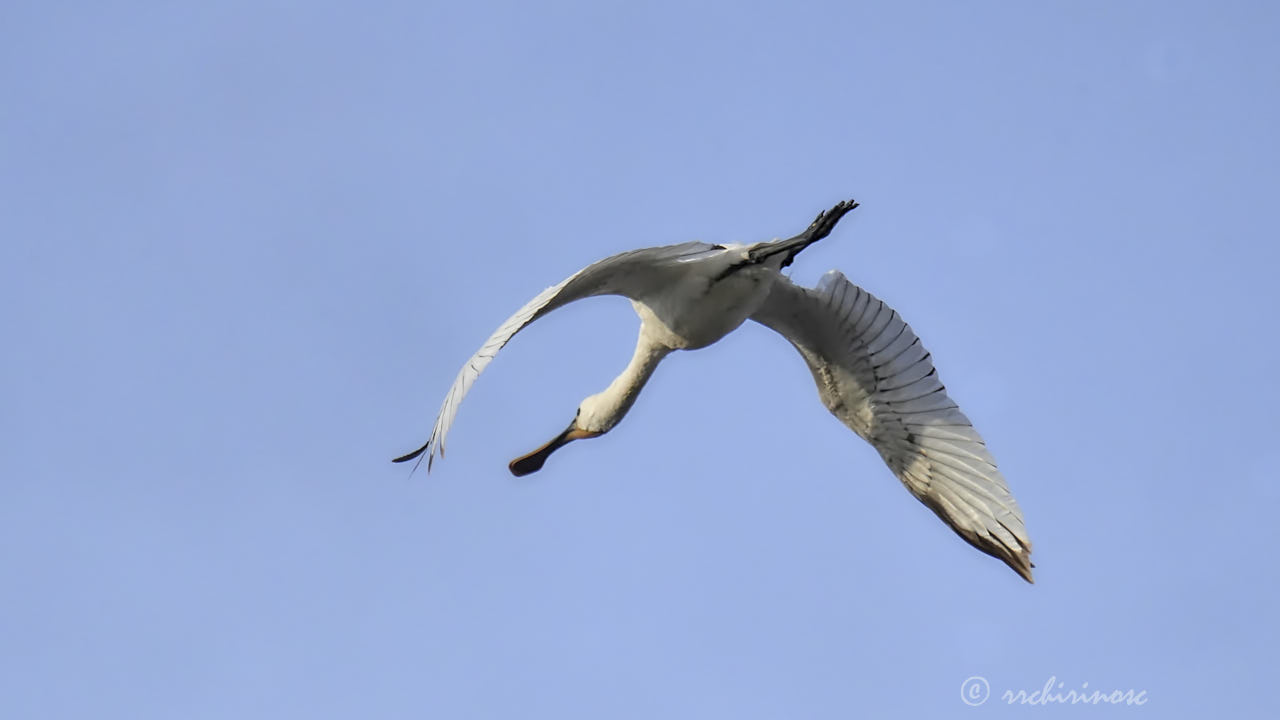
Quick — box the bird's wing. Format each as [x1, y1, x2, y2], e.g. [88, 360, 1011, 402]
[750, 271, 1033, 582]
[396, 242, 723, 471]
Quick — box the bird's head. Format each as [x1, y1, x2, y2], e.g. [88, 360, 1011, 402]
[574, 391, 625, 434]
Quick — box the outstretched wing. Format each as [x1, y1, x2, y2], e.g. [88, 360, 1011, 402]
[395, 241, 724, 471]
[751, 271, 1033, 582]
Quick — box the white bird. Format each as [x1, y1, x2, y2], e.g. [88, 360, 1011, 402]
[396, 200, 1033, 582]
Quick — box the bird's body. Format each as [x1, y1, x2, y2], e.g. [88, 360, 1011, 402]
[631, 266, 766, 350]
[397, 200, 1035, 582]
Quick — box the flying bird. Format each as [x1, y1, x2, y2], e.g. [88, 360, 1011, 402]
[396, 200, 1033, 582]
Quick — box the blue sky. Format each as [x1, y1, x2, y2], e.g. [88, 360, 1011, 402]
[3, 1, 1278, 717]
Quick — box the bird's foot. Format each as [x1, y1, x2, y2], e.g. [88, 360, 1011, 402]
[804, 199, 859, 241]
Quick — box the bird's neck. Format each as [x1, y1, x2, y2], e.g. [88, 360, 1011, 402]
[598, 335, 671, 429]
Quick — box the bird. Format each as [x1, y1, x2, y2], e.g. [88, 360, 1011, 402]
[395, 199, 1033, 582]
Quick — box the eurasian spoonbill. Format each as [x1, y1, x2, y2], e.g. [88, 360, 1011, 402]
[395, 200, 1033, 582]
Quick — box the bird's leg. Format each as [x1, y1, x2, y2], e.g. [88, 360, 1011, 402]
[797, 198, 860, 244]
[747, 198, 859, 269]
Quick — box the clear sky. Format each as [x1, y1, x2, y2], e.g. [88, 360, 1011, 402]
[3, 1, 1278, 717]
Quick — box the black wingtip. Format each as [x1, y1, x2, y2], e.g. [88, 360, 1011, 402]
[993, 544, 1035, 584]
[392, 443, 429, 464]
[985, 543, 1035, 584]
[1013, 557, 1036, 584]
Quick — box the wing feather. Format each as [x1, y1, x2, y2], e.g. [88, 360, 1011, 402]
[395, 242, 719, 471]
[751, 270, 1033, 582]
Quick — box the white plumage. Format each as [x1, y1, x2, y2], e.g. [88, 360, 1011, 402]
[396, 200, 1033, 582]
